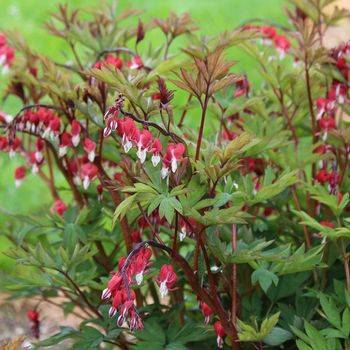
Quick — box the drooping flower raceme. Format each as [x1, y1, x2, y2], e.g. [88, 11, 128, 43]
[102, 247, 153, 331]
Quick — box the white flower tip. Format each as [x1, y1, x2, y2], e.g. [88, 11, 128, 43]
[217, 336, 223, 349]
[73, 176, 82, 186]
[278, 50, 286, 60]
[72, 135, 80, 147]
[152, 154, 160, 167]
[83, 177, 90, 190]
[103, 127, 111, 137]
[109, 307, 117, 317]
[117, 315, 124, 327]
[88, 151, 95, 162]
[58, 147, 67, 158]
[171, 159, 178, 173]
[123, 141, 132, 153]
[32, 165, 39, 174]
[159, 281, 168, 298]
[161, 167, 169, 179]
[135, 272, 144, 285]
[102, 288, 111, 300]
[35, 152, 43, 163]
[15, 180, 22, 188]
[179, 230, 186, 242]
[111, 121, 118, 130]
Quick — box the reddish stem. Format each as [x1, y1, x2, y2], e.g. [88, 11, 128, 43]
[195, 93, 209, 161]
[231, 224, 240, 350]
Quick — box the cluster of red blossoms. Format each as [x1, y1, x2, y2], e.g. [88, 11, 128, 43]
[102, 245, 177, 330]
[313, 42, 350, 198]
[243, 25, 291, 59]
[0, 107, 103, 214]
[0, 52, 185, 217]
[103, 105, 186, 179]
[315, 43, 350, 141]
[93, 56, 186, 179]
[0, 33, 14, 74]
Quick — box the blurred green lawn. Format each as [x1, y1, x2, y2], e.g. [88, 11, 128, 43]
[0, 0, 286, 271]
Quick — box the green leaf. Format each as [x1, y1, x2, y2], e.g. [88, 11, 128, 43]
[147, 195, 164, 216]
[271, 244, 325, 275]
[263, 327, 293, 346]
[319, 294, 341, 329]
[254, 171, 298, 202]
[304, 321, 327, 350]
[251, 268, 279, 293]
[167, 321, 210, 344]
[206, 233, 228, 264]
[228, 240, 289, 264]
[237, 313, 280, 342]
[342, 308, 350, 336]
[223, 132, 253, 160]
[320, 328, 346, 339]
[260, 312, 280, 338]
[36, 327, 78, 347]
[136, 319, 166, 345]
[113, 193, 138, 223]
[296, 339, 313, 350]
[134, 342, 164, 350]
[304, 183, 349, 217]
[63, 223, 80, 254]
[293, 210, 349, 239]
[237, 319, 260, 341]
[165, 343, 188, 350]
[158, 196, 183, 224]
